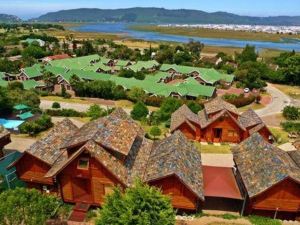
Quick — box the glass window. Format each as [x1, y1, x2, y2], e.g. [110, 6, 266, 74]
[77, 158, 89, 170]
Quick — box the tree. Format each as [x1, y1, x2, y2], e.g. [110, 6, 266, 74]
[283, 106, 300, 120]
[187, 101, 202, 114]
[236, 45, 258, 64]
[127, 87, 147, 102]
[22, 45, 46, 59]
[131, 101, 149, 120]
[154, 98, 182, 122]
[150, 126, 162, 139]
[87, 104, 106, 120]
[52, 102, 61, 109]
[0, 188, 62, 225]
[0, 87, 13, 116]
[96, 180, 175, 225]
[43, 71, 57, 90]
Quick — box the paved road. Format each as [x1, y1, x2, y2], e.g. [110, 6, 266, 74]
[255, 83, 291, 117]
[40, 100, 131, 114]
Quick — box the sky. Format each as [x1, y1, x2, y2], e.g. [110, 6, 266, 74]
[0, 0, 299, 19]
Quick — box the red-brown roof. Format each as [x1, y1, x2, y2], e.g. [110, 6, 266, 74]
[202, 166, 242, 200]
[47, 54, 71, 60]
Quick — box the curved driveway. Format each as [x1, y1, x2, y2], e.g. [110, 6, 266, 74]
[255, 83, 291, 117]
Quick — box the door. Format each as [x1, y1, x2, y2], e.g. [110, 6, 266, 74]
[213, 128, 222, 142]
[72, 177, 92, 203]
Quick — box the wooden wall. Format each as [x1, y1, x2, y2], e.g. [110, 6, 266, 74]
[249, 178, 300, 213]
[202, 114, 243, 143]
[58, 152, 123, 206]
[149, 175, 200, 210]
[15, 153, 54, 185]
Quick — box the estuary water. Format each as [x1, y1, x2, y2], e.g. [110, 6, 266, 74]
[71, 23, 300, 52]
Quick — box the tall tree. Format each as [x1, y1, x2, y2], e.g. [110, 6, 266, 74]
[96, 180, 175, 225]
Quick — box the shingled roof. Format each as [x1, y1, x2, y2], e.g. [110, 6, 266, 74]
[144, 131, 204, 200]
[239, 109, 263, 128]
[204, 97, 239, 116]
[25, 119, 79, 165]
[63, 108, 145, 156]
[170, 104, 200, 132]
[232, 133, 300, 198]
[288, 150, 300, 169]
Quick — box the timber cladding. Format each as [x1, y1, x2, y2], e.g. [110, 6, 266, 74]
[171, 98, 273, 144]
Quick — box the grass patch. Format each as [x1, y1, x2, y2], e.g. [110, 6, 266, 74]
[115, 100, 134, 108]
[193, 142, 232, 154]
[137, 121, 168, 140]
[269, 127, 290, 145]
[238, 103, 265, 112]
[132, 25, 300, 42]
[41, 96, 92, 104]
[248, 215, 281, 225]
[272, 84, 300, 100]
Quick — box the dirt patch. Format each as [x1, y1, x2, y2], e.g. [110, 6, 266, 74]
[176, 216, 251, 225]
[261, 113, 286, 127]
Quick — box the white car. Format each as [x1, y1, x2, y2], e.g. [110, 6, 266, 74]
[244, 88, 250, 93]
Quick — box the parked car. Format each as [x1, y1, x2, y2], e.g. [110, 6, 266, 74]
[244, 88, 250, 93]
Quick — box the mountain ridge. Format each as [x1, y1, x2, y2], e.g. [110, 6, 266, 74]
[0, 14, 22, 23]
[33, 7, 300, 25]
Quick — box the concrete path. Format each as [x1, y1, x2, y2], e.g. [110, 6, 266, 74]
[201, 153, 234, 167]
[5, 136, 36, 152]
[255, 83, 291, 117]
[40, 100, 131, 114]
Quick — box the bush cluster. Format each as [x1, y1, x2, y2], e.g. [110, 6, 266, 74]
[19, 114, 53, 136]
[281, 121, 300, 133]
[223, 94, 255, 108]
[45, 109, 87, 117]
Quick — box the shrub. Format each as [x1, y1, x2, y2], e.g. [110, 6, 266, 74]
[186, 101, 203, 113]
[45, 109, 87, 117]
[131, 101, 149, 121]
[87, 104, 106, 120]
[153, 98, 182, 122]
[144, 95, 165, 107]
[282, 106, 300, 120]
[52, 102, 61, 109]
[0, 188, 63, 225]
[223, 94, 255, 108]
[19, 114, 53, 136]
[281, 121, 300, 133]
[127, 87, 147, 103]
[96, 180, 175, 225]
[149, 126, 162, 139]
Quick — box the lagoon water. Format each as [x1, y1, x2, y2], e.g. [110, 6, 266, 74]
[71, 23, 300, 52]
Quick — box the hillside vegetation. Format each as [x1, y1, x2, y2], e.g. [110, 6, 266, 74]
[34, 8, 300, 25]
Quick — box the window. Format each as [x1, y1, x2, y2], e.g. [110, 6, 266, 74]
[228, 130, 238, 137]
[77, 158, 89, 170]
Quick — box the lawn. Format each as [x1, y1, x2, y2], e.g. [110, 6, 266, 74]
[272, 84, 300, 100]
[131, 25, 300, 42]
[269, 127, 290, 145]
[41, 96, 92, 104]
[137, 121, 169, 140]
[193, 142, 232, 154]
[238, 103, 265, 112]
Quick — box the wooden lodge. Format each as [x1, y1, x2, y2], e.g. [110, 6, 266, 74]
[12, 108, 204, 210]
[170, 97, 273, 144]
[9, 107, 300, 220]
[232, 133, 300, 220]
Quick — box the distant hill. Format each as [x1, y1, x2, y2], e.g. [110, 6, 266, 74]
[0, 14, 22, 23]
[34, 8, 300, 25]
